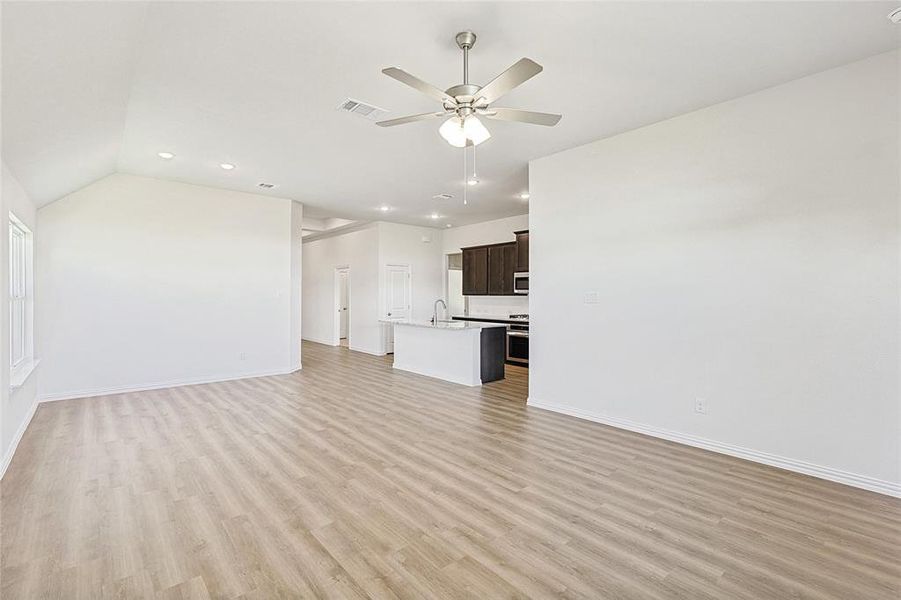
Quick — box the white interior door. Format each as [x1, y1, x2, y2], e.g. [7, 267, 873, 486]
[338, 271, 349, 339]
[384, 264, 411, 354]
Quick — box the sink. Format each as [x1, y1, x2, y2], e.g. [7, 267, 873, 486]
[434, 320, 465, 328]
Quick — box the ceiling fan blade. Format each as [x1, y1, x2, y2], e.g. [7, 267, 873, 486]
[479, 108, 562, 126]
[475, 58, 543, 104]
[376, 112, 446, 127]
[382, 67, 456, 105]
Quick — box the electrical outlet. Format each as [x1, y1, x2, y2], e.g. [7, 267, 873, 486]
[694, 398, 707, 414]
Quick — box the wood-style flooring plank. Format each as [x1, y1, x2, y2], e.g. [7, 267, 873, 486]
[2, 341, 899, 599]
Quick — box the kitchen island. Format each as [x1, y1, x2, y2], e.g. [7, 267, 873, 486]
[381, 320, 506, 386]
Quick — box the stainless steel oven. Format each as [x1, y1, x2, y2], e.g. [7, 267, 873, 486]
[506, 323, 529, 365]
[513, 272, 529, 295]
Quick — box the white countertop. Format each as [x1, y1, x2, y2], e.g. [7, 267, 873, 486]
[380, 319, 505, 330]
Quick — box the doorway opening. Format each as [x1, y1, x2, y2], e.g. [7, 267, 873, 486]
[446, 253, 464, 317]
[334, 267, 350, 347]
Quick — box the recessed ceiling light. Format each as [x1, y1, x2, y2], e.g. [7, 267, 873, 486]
[430, 213, 440, 220]
[157, 151, 175, 159]
[446, 224, 452, 228]
[467, 178, 479, 186]
[257, 182, 276, 189]
[519, 192, 530, 200]
[379, 206, 390, 212]
[220, 163, 236, 170]
[889, 7, 901, 22]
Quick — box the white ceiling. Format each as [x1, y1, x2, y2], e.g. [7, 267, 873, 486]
[3, 1, 899, 226]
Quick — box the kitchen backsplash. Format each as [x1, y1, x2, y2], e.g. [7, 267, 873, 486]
[466, 295, 529, 317]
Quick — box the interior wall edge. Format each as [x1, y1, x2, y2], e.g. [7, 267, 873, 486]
[36, 366, 298, 404]
[0, 393, 39, 480]
[527, 397, 901, 498]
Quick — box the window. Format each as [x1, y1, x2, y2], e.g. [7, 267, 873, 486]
[9, 214, 32, 374]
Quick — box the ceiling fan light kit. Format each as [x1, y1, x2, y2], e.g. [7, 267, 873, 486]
[439, 116, 467, 147]
[462, 116, 490, 145]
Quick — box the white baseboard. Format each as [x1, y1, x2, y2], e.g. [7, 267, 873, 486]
[301, 336, 386, 357]
[302, 335, 336, 346]
[350, 345, 386, 357]
[527, 398, 901, 499]
[0, 396, 38, 479]
[38, 367, 296, 404]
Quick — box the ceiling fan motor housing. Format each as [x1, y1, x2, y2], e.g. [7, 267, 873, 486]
[444, 83, 482, 116]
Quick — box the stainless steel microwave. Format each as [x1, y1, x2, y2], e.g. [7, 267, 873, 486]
[513, 272, 529, 295]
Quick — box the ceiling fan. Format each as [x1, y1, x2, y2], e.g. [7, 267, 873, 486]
[376, 31, 562, 147]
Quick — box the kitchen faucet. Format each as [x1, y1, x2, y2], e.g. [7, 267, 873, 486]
[432, 299, 448, 324]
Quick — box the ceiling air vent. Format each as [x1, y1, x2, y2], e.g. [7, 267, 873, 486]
[338, 98, 388, 121]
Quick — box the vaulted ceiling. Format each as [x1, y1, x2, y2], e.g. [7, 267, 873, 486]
[2, 1, 898, 226]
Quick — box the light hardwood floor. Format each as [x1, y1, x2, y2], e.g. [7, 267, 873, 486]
[2, 341, 899, 599]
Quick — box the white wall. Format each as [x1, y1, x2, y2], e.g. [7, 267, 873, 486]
[529, 51, 900, 496]
[37, 174, 301, 400]
[302, 225, 380, 353]
[442, 213, 528, 254]
[1, 163, 39, 474]
[378, 222, 444, 323]
[442, 214, 530, 317]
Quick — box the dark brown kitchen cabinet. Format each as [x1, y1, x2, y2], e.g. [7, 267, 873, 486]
[502, 243, 516, 294]
[487, 243, 516, 295]
[514, 230, 529, 272]
[462, 246, 488, 295]
[462, 233, 524, 296]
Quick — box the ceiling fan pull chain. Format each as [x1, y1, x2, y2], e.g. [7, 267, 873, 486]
[463, 146, 468, 205]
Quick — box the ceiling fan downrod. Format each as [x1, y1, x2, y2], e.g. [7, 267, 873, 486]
[447, 32, 480, 119]
[455, 31, 476, 86]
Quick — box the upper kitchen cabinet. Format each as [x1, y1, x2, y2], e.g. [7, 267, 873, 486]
[487, 243, 516, 295]
[502, 243, 516, 293]
[463, 241, 518, 296]
[462, 231, 528, 296]
[514, 230, 529, 272]
[462, 246, 488, 295]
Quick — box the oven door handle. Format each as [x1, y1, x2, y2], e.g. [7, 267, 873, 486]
[506, 331, 529, 337]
